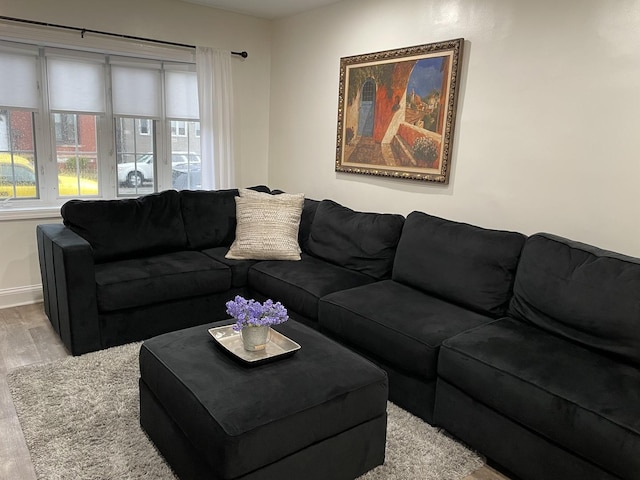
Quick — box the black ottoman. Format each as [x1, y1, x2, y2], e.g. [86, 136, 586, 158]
[139, 320, 388, 480]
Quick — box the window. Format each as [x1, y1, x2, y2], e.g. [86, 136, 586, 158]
[0, 156, 38, 199]
[0, 110, 38, 199]
[53, 114, 76, 144]
[0, 47, 40, 200]
[166, 69, 200, 190]
[47, 54, 105, 198]
[53, 114, 99, 197]
[0, 40, 201, 209]
[111, 61, 162, 196]
[170, 122, 201, 190]
[171, 121, 187, 137]
[139, 119, 151, 135]
[116, 117, 155, 196]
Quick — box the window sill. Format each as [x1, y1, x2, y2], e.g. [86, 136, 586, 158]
[0, 205, 62, 221]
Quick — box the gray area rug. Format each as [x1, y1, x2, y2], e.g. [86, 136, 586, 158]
[7, 342, 484, 480]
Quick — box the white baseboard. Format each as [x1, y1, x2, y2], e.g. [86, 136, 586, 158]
[0, 284, 43, 309]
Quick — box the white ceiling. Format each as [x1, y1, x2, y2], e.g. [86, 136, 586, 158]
[181, 0, 343, 19]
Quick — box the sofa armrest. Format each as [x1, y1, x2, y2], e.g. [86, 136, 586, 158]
[36, 224, 101, 355]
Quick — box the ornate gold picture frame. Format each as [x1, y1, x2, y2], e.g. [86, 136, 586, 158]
[335, 39, 464, 183]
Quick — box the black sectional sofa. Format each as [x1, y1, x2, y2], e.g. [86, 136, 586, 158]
[36, 186, 640, 480]
[434, 233, 640, 480]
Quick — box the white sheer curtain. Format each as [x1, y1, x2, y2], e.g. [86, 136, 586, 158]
[196, 47, 234, 190]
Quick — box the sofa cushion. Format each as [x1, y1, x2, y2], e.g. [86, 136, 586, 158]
[248, 254, 376, 321]
[393, 211, 526, 317]
[299, 198, 320, 253]
[226, 189, 304, 261]
[180, 186, 270, 250]
[307, 200, 404, 280]
[509, 233, 640, 366]
[94, 251, 231, 312]
[438, 317, 640, 480]
[202, 246, 257, 288]
[62, 190, 187, 263]
[319, 280, 494, 381]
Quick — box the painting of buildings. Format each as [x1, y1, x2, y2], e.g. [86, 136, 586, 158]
[336, 39, 463, 183]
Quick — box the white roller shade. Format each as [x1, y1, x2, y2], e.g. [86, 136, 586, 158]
[165, 70, 199, 120]
[47, 57, 105, 113]
[112, 65, 161, 117]
[0, 51, 39, 109]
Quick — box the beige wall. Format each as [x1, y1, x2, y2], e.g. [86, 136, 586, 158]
[0, 0, 272, 307]
[0, 217, 48, 306]
[269, 0, 640, 256]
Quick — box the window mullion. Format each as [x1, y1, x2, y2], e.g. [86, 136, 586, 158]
[99, 59, 115, 198]
[157, 64, 170, 192]
[35, 47, 56, 205]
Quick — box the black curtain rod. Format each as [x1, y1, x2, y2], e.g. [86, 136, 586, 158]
[0, 15, 248, 58]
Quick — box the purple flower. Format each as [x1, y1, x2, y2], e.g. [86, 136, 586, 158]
[225, 295, 289, 332]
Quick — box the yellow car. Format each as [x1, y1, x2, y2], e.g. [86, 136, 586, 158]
[0, 153, 99, 198]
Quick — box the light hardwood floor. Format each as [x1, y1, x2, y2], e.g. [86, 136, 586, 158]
[0, 303, 510, 480]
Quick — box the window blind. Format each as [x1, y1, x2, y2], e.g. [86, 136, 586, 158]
[111, 64, 162, 118]
[165, 69, 199, 120]
[47, 56, 106, 113]
[0, 50, 39, 109]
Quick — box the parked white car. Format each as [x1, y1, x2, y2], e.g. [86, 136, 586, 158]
[171, 152, 201, 166]
[117, 155, 154, 187]
[117, 153, 201, 188]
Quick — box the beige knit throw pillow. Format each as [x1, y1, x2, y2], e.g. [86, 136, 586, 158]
[225, 189, 304, 261]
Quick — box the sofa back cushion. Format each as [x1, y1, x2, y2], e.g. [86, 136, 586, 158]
[61, 190, 187, 263]
[393, 211, 526, 317]
[509, 233, 640, 365]
[299, 198, 320, 253]
[271, 190, 319, 253]
[180, 186, 270, 250]
[307, 199, 404, 280]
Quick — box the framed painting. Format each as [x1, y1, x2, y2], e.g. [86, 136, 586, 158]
[335, 38, 464, 183]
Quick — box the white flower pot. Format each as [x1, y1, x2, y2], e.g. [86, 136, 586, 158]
[241, 325, 270, 351]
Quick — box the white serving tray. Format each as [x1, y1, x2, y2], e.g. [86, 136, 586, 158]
[208, 324, 301, 366]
